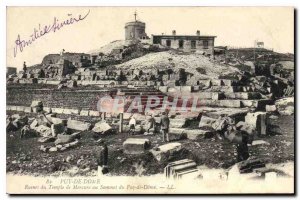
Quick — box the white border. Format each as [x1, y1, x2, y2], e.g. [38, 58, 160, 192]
[1, 0, 298, 199]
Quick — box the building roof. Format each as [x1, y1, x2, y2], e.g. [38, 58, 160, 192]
[152, 34, 216, 39]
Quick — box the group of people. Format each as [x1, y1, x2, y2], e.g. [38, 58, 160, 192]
[128, 112, 170, 143]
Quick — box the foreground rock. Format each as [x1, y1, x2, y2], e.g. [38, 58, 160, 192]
[150, 142, 183, 162]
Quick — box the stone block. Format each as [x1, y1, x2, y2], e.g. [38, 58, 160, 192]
[51, 108, 64, 114]
[63, 108, 80, 115]
[245, 112, 267, 135]
[211, 79, 222, 86]
[197, 80, 211, 87]
[67, 119, 92, 131]
[150, 142, 182, 162]
[32, 107, 42, 113]
[275, 97, 294, 115]
[43, 107, 52, 113]
[211, 93, 220, 100]
[51, 123, 65, 137]
[221, 79, 233, 86]
[24, 107, 32, 113]
[33, 125, 52, 137]
[80, 110, 89, 116]
[16, 106, 25, 112]
[55, 134, 76, 145]
[123, 138, 151, 154]
[51, 117, 67, 125]
[38, 136, 56, 143]
[220, 100, 242, 108]
[30, 119, 38, 129]
[266, 105, 277, 112]
[185, 129, 215, 140]
[31, 100, 43, 108]
[181, 86, 192, 92]
[170, 118, 186, 128]
[10, 106, 17, 111]
[159, 86, 168, 93]
[89, 111, 100, 117]
[92, 121, 112, 134]
[199, 115, 217, 128]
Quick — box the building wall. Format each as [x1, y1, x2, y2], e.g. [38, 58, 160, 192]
[160, 38, 214, 55]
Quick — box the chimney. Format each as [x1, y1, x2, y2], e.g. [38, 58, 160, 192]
[172, 30, 176, 36]
[196, 30, 200, 36]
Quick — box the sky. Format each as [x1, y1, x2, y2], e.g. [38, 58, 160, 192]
[7, 7, 294, 70]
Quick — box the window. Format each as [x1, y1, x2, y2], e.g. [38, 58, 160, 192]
[179, 40, 184, 49]
[191, 40, 196, 49]
[203, 40, 209, 49]
[166, 40, 171, 47]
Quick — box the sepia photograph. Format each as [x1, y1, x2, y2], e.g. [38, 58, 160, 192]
[5, 6, 295, 194]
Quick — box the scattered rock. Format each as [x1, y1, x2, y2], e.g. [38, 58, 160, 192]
[49, 147, 58, 152]
[38, 136, 56, 143]
[55, 134, 76, 145]
[250, 140, 270, 146]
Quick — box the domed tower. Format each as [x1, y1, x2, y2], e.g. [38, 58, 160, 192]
[125, 11, 148, 40]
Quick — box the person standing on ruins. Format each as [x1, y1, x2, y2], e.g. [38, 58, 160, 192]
[160, 112, 170, 142]
[98, 142, 109, 175]
[145, 114, 155, 134]
[129, 115, 136, 135]
[23, 61, 27, 73]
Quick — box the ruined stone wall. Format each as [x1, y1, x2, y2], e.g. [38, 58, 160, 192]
[7, 85, 114, 111]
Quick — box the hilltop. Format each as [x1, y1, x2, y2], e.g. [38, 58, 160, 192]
[115, 50, 241, 79]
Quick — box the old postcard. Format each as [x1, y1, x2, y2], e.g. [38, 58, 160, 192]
[6, 7, 294, 194]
